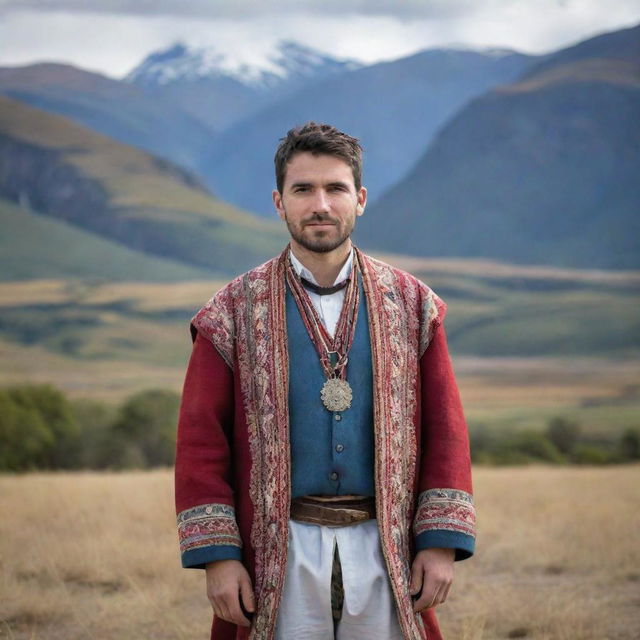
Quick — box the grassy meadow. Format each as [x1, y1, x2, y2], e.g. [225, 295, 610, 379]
[1, 257, 638, 437]
[1, 466, 639, 639]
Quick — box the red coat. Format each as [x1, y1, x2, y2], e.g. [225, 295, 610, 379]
[175, 247, 475, 639]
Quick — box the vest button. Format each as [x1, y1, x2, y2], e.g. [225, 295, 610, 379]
[335, 444, 344, 453]
[334, 413, 342, 421]
[330, 471, 339, 481]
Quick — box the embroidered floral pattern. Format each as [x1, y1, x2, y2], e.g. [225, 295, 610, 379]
[413, 489, 476, 538]
[191, 279, 238, 367]
[235, 256, 291, 639]
[177, 503, 242, 554]
[360, 250, 442, 639]
[419, 289, 446, 357]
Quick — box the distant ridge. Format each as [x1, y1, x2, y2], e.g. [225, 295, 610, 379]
[199, 46, 536, 213]
[0, 95, 287, 278]
[0, 62, 214, 173]
[358, 24, 640, 270]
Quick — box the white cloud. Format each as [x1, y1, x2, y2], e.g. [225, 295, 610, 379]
[0, 1, 637, 78]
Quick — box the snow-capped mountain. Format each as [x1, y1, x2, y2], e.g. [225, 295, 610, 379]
[124, 40, 361, 132]
[126, 40, 361, 91]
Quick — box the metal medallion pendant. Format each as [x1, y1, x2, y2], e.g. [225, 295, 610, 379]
[321, 378, 353, 412]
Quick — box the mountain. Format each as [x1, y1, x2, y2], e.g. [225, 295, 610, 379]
[126, 40, 361, 132]
[0, 63, 214, 174]
[0, 197, 209, 281]
[198, 47, 536, 215]
[357, 24, 640, 270]
[0, 95, 287, 277]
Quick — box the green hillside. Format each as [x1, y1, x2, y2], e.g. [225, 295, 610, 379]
[1, 260, 637, 437]
[0, 95, 288, 276]
[0, 198, 212, 281]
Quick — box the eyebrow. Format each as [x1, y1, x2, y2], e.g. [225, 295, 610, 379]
[289, 180, 351, 190]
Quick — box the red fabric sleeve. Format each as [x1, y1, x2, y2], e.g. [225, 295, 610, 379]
[174, 331, 243, 568]
[175, 331, 236, 511]
[418, 323, 472, 493]
[414, 322, 476, 559]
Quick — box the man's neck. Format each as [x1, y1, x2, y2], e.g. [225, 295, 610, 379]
[289, 240, 353, 287]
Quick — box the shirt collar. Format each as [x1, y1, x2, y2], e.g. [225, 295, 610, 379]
[289, 247, 354, 287]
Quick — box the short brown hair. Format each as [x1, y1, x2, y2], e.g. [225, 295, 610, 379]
[274, 122, 363, 193]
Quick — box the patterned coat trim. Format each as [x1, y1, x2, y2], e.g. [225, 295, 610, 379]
[190, 281, 237, 368]
[359, 249, 435, 640]
[177, 503, 242, 555]
[190, 246, 447, 640]
[413, 489, 476, 538]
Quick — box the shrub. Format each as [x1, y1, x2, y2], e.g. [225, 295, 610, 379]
[618, 428, 640, 461]
[71, 399, 118, 469]
[0, 385, 79, 471]
[493, 430, 566, 465]
[546, 417, 581, 455]
[110, 389, 180, 468]
[572, 444, 614, 465]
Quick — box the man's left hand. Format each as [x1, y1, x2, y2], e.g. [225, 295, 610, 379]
[410, 547, 455, 612]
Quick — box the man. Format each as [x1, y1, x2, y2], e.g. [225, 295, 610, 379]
[175, 122, 475, 640]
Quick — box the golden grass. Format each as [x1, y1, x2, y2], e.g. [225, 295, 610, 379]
[0, 279, 225, 311]
[370, 252, 640, 286]
[1, 467, 638, 639]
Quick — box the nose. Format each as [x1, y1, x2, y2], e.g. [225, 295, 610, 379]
[312, 188, 330, 213]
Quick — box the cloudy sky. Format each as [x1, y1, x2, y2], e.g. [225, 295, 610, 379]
[1, 0, 638, 78]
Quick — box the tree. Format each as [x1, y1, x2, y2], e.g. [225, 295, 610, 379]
[111, 389, 180, 468]
[7, 384, 80, 468]
[546, 417, 581, 455]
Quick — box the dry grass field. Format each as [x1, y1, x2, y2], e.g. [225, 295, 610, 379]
[1, 466, 639, 640]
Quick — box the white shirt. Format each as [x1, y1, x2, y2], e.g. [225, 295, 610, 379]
[289, 248, 353, 338]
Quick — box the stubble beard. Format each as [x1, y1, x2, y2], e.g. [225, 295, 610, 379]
[284, 209, 356, 254]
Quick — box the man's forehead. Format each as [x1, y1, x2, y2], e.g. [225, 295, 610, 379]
[284, 152, 354, 186]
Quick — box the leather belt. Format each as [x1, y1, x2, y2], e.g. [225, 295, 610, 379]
[290, 495, 376, 527]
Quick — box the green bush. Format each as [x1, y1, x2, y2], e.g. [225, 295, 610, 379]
[0, 385, 79, 471]
[618, 428, 640, 461]
[546, 417, 581, 455]
[110, 389, 180, 468]
[572, 444, 614, 465]
[71, 399, 118, 469]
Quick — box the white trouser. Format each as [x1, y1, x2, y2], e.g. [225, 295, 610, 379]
[274, 519, 403, 640]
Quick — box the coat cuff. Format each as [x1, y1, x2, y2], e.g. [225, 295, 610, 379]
[413, 488, 476, 561]
[177, 503, 242, 569]
[415, 530, 475, 561]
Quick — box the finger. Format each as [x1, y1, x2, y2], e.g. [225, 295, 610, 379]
[209, 596, 222, 618]
[441, 580, 453, 604]
[431, 582, 448, 608]
[225, 593, 251, 628]
[240, 576, 255, 613]
[217, 598, 232, 624]
[413, 582, 438, 612]
[409, 560, 424, 596]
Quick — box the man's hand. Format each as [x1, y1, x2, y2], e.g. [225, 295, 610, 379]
[205, 559, 255, 627]
[410, 548, 455, 612]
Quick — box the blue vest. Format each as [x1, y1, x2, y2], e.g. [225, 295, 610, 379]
[287, 276, 375, 498]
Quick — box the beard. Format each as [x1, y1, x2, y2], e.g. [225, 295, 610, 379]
[283, 209, 356, 254]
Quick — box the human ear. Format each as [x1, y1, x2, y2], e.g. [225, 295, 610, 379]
[273, 189, 286, 220]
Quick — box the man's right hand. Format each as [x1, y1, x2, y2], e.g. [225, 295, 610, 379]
[205, 559, 255, 627]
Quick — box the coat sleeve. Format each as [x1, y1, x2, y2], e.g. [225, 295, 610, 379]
[414, 320, 476, 560]
[174, 330, 243, 569]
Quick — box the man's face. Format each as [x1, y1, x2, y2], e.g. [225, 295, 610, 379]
[273, 152, 367, 254]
